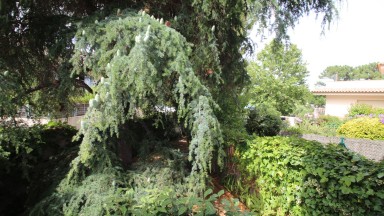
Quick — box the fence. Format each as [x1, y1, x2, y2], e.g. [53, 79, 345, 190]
[72, 104, 88, 116]
[314, 107, 325, 118]
[302, 134, 384, 162]
[17, 104, 89, 118]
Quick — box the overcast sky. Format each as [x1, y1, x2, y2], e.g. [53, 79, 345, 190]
[250, 0, 384, 88]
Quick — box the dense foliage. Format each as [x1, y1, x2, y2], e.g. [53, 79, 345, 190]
[31, 145, 244, 215]
[308, 95, 326, 107]
[0, 122, 78, 215]
[69, 10, 225, 190]
[279, 126, 303, 137]
[246, 40, 310, 115]
[348, 103, 384, 117]
[225, 136, 384, 215]
[320, 63, 383, 81]
[337, 117, 384, 140]
[296, 115, 344, 136]
[245, 104, 282, 136]
[0, 0, 340, 120]
[0, 0, 343, 214]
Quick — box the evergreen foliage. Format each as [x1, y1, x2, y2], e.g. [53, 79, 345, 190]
[67, 10, 224, 191]
[0, 0, 343, 214]
[320, 63, 383, 81]
[31, 145, 244, 215]
[0, 0, 340, 125]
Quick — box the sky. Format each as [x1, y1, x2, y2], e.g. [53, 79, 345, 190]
[250, 0, 384, 88]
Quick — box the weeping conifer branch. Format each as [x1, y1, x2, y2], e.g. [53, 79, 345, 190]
[68, 9, 224, 192]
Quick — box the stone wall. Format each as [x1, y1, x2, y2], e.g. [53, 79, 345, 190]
[59, 116, 83, 130]
[302, 134, 384, 162]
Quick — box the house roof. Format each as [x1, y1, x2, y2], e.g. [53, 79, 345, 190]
[312, 80, 384, 95]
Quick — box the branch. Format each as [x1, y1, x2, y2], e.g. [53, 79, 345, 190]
[75, 79, 93, 93]
[24, 82, 56, 95]
[11, 82, 58, 103]
[11, 79, 93, 103]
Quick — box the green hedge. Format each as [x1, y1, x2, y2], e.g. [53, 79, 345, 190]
[245, 105, 282, 136]
[225, 137, 384, 215]
[348, 103, 384, 117]
[337, 117, 384, 140]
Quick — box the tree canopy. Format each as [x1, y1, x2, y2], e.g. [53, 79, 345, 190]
[0, 0, 340, 118]
[319, 62, 383, 81]
[67, 10, 224, 190]
[247, 40, 310, 115]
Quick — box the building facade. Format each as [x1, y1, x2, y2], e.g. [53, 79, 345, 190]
[312, 80, 384, 117]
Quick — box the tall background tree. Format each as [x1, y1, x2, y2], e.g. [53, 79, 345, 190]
[247, 40, 310, 115]
[320, 62, 382, 81]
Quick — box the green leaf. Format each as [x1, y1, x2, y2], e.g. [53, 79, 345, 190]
[320, 177, 328, 183]
[120, 206, 127, 215]
[205, 202, 217, 214]
[178, 206, 188, 215]
[204, 188, 213, 198]
[378, 172, 384, 179]
[356, 173, 364, 182]
[217, 190, 224, 197]
[157, 207, 167, 213]
[340, 186, 352, 194]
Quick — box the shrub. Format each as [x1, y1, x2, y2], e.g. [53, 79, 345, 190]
[291, 104, 313, 117]
[348, 103, 384, 117]
[317, 115, 343, 128]
[279, 126, 302, 137]
[31, 146, 245, 215]
[245, 105, 282, 136]
[296, 115, 344, 136]
[0, 123, 79, 216]
[337, 117, 384, 140]
[70, 91, 94, 104]
[225, 136, 384, 215]
[41, 121, 78, 146]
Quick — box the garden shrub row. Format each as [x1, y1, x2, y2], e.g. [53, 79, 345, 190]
[295, 115, 345, 137]
[225, 136, 384, 215]
[337, 117, 384, 140]
[348, 103, 384, 117]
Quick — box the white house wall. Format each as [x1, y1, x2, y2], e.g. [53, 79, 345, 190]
[325, 95, 384, 117]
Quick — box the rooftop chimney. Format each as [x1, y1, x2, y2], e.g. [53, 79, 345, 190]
[377, 63, 384, 75]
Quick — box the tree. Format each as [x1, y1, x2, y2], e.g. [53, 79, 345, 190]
[0, 0, 341, 214]
[247, 40, 310, 115]
[68, 11, 225, 189]
[320, 62, 383, 81]
[354, 62, 383, 80]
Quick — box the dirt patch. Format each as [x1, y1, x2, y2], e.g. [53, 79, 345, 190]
[170, 137, 189, 153]
[170, 137, 249, 214]
[211, 177, 248, 215]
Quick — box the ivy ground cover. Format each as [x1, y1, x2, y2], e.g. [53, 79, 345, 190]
[225, 137, 384, 215]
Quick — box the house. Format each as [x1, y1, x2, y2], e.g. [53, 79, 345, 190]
[312, 80, 384, 117]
